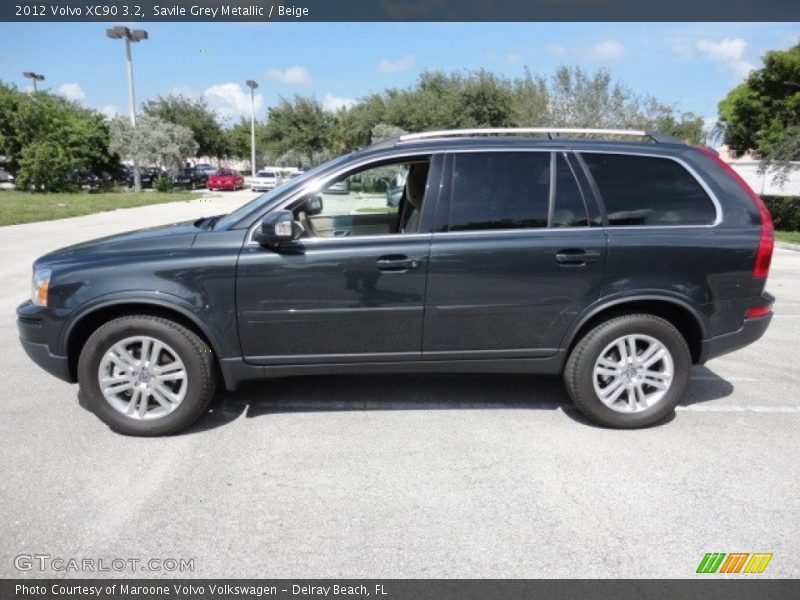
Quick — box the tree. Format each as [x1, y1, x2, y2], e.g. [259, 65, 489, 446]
[143, 94, 226, 160]
[719, 42, 800, 182]
[0, 81, 120, 191]
[109, 115, 198, 172]
[263, 96, 333, 168]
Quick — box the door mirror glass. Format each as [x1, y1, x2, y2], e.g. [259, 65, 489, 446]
[254, 210, 299, 246]
[304, 195, 324, 217]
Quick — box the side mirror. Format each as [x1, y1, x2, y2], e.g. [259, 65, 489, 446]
[253, 210, 299, 247]
[304, 195, 324, 216]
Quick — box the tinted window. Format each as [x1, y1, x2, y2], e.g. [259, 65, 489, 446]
[449, 152, 550, 231]
[552, 154, 588, 227]
[581, 153, 716, 226]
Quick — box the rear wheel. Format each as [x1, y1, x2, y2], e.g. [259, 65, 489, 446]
[77, 315, 216, 436]
[564, 314, 691, 428]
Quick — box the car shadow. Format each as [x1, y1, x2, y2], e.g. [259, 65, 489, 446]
[176, 365, 736, 434]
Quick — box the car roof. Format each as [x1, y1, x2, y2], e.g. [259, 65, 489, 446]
[354, 129, 689, 161]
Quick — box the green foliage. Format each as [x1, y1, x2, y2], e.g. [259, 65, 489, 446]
[263, 96, 333, 168]
[154, 175, 173, 193]
[0, 81, 120, 192]
[143, 94, 227, 159]
[718, 42, 800, 180]
[109, 115, 198, 171]
[763, 195, 800, 231]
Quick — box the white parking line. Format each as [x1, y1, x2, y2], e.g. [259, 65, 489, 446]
[676, 405, 800, 413]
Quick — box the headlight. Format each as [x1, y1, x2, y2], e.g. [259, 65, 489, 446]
[31, 268, 51, 307]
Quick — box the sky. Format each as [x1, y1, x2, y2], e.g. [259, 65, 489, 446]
[0, 22, 798, 129]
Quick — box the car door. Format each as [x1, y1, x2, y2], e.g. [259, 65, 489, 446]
[236, 155, 443, 365]
[423, 150, 607, 359]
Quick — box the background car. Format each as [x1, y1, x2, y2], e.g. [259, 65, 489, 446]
[207, 169, 244, 191]
[251, 169, 279, 192]
[194, 164, 218, 177]
[325, 179, 349, 194]
[0, 167, 13, 183]
[123, 166, 162, 189]
[386, 185, 404, 207]
[171, 167, 209, 189]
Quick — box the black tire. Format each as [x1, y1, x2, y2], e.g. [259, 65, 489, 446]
[77, 315, 216, 436]
[563, 314, 691, 429]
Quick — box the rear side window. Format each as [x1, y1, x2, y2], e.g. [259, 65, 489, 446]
[449, 152, 550, 231]
[581, 153, 716, 226]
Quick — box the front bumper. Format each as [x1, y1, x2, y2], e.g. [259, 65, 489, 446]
[699, 313, 772, 363]
[17, 301, 72, 383]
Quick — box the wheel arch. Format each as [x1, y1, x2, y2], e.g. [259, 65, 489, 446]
[564, 296, 707, 364]
[64, 300, 225, 384]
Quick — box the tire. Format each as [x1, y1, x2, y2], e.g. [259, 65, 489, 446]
[77, 315, 216, 436]
[563, 313, 691, 429]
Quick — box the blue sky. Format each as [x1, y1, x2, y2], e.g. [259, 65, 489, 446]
[0, 22, 798, 128]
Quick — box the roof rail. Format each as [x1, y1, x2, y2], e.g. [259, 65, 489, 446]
[397, 128, 681, 144]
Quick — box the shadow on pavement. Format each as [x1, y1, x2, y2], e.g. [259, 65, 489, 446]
[179, 366, 735, 434]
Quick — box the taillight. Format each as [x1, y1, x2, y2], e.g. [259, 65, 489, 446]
[694, 147, 775, 279]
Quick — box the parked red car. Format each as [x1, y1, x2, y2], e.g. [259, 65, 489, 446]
[207, 169, 245, 191]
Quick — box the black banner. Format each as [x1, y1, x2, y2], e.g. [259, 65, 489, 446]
[3, 580, 800, 600]
[3, 0, 800, 22]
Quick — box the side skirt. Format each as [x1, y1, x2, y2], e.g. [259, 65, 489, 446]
[218, 352, 567, 392]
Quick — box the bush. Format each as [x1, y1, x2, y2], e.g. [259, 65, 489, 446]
[154, 175, 173, 193]
[763, 196, 800, 231]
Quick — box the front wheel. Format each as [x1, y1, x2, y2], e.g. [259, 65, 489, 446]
[564, 314, 691, 428]
[77, 315, 217, 436]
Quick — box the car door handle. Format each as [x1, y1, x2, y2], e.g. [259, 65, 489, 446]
[555, 249, 601, 265]
[376, 255, 420, 272]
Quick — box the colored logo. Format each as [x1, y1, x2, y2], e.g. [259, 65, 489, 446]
[696, 552, 773, 574]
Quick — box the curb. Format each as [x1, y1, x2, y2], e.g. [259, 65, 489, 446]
[776, 241, 800, 252]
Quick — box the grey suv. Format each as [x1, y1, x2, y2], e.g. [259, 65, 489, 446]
[17, 128, 775, 435]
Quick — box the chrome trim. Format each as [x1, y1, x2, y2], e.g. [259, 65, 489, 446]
[245, 145, 722, 245]
[399, 128, 653, 141]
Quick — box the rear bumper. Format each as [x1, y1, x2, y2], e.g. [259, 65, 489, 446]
[699, 314, 772, 363]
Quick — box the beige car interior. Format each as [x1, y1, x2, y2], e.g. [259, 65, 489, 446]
[294, 159, 430, 239]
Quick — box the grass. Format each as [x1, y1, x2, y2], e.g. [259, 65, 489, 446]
[0, 190, 197, 226]
[775, 230, 800, 245]
[355, 206, 397, 213]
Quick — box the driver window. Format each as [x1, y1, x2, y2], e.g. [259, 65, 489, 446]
[291, 158, 431, 238]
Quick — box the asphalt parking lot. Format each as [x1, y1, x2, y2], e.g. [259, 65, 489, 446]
[0, 190, 798, 578]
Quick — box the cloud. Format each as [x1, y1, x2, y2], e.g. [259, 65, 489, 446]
[696, 38, 754, 78]
[264, 66, 312, 86]
[100, 105, 119, 119]
[378, 54, 415, 74]
[322, 93, 357, 112]
[171, 85, 197, 98]
[544, 40, 624, 61]
[59, 83, 85, 102]
[505, 53, 522, 65]
[203, 83, 263, 122]
[586, 40, 625, 61]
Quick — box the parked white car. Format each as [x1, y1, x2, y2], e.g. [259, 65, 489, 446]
[251, 169, 279, 192]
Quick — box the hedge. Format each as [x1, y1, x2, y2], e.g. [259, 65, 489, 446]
[762, 196, 800, 232]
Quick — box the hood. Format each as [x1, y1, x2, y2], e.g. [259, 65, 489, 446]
[36, 220, 199, 266]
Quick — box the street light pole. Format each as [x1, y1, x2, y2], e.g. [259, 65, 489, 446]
[107, 26, 148, 192]
[23, 71, 45, 92]
[246, 80, 259, 179]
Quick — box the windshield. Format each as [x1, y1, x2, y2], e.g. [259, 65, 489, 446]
[257, 171, 276, 177]
[214, 154, 352, 230]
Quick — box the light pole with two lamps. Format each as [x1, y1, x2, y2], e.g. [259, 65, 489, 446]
[246, 80, 259, 180]
[106, 26, 148, 192]
[23, 71, 45, 92]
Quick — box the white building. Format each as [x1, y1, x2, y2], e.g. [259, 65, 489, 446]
[717, 146, 800, 197]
